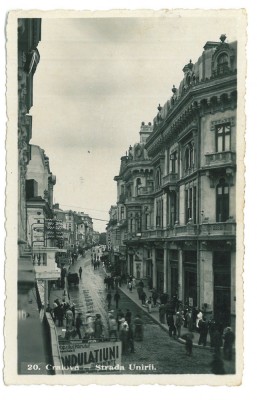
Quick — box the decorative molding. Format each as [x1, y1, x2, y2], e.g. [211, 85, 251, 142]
[210, 116, 235, 131]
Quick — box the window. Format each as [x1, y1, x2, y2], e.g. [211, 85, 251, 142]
[217, 53, 229, 75]
[120, 206, 124, 220]
[216, 123, 231, 152]
[185, 186, 197, 223]
[136, 178, 141, 196]
[156, 169, 161, 188]
[216, 179, 229, 222]
[156, 199, 163, 228]
[168, 191, 177, 227]
[185, 142, 194, 171]
[135, 213, 141, 233]
[170, 151, 178, 173]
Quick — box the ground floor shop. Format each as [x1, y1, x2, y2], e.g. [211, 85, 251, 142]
[125, 239, 236, 329]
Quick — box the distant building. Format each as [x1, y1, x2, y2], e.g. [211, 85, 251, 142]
[26, 145, 56, 248]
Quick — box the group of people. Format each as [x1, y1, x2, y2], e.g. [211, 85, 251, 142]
[107, 308, 144, 355]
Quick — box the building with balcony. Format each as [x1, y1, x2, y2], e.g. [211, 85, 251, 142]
[112, 35, 238, 329]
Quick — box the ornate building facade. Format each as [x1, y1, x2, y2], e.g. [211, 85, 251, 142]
[113, 35, 237, 328]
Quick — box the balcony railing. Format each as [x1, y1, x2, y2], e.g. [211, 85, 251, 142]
[174, 224, 198, 236]
[199, 222, 236, 236]
[162, 172, 178, 187]
[205, 151, 236, 167]
[137, 186, 154, 195]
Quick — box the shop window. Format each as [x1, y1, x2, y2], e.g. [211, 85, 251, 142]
[216, 123, 231, 152]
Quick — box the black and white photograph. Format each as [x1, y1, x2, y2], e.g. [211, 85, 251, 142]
[4, 8, 247, 386]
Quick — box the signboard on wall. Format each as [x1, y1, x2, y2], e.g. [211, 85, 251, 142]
[59, 341, 122, 372]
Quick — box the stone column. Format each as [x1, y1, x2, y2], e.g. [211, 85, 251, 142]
[178, 248, 183, 300]
[163, 244, 169, 293]
[199, 245, 213, 316]
[152, 247, 157, 288]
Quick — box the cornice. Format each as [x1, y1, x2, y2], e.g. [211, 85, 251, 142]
[145, 73, 237, 157]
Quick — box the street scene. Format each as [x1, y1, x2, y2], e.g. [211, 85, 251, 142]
[12, 11, 244, 382]
[47, 248, 235, 374]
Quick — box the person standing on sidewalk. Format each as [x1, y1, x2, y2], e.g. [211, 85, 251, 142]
[159, 303, 166, 324]
[223, 327, 235, 360]
[147, 297, 152, 313]
[75, 313, 83, 339]
[175, 311, 184, 339]
[141, 290, 146, 305]
[114, 290, 120, 309]
[79, 266, 82, 280]
[106, 292, 112, 310]
[198, 316, 209, 346]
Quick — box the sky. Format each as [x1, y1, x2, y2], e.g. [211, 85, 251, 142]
[30, 12, 239, 232]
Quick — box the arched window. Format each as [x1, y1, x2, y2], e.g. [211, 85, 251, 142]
[216, 179, 229, 222]
[217, 53, 229, 75]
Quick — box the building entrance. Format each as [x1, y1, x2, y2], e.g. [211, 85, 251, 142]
[184, 251, 197, 307]
[213, 251, 231, 327]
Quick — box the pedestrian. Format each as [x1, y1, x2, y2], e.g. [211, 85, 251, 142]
[114, 290, 120, 309]
[106, 292, 112, 310]
[137, 286, 143, 300]
[147, 297, 152, 313]
[125, 309, 132, 325]
[94, 314, 103, 339]
[185, 335, 193, 356]
[70, 302, 76, 326]
[116, 309, 124, 331]
[223, 327, 235, 360]
[212, 326, 223, 356]
[152, 290, 158, 307]
[79, 266, 82, 280]
[128, 281, 133, 292]
[141, 291, 146, 305]
[138, 279, 144, 289]
[198, 316, 208, 346]
[75, 313, 83, 339]
[65, 306, 74, 331]
[167, 314, 176, 338]
[119, 318, 129, 355]
[175, 311, 184, 339]
[208, 318, 216, 347]
[159, 303, 166, 324]
[196, 309, 203, 332]
[134, 315, 143, 341]
[109, 314, 118, 340]
[84, 313, 95, 339]
[128, 324, 135, 353]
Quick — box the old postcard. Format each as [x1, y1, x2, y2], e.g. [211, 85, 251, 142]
[4, 9, 246, 385]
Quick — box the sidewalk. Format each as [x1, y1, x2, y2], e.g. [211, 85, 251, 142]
[118, 283, 212, 349]
[48, 280, 70, 340]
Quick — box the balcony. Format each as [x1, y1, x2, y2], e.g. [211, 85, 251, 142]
[162, 172, 178, 187]
[199, 222, 236, 236]
[137, 186, 154, 196]
[205, 151, 236, 167]
[174, 224, 198, 236]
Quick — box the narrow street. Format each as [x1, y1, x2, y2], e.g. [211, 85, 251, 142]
[67, 251, 234, 375]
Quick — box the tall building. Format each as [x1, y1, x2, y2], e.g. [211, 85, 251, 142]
[113, 35, 237, 329]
